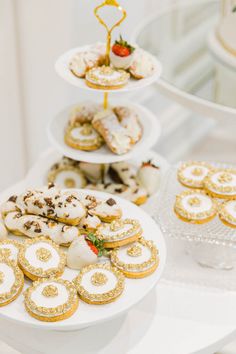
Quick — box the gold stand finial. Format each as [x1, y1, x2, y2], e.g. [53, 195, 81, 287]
[94, 0, 127, 109]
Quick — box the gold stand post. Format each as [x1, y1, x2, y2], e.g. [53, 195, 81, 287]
[94, 0, 127, 109]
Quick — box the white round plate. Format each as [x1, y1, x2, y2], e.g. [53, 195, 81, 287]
[47, 101, 161, 163]
[0, 187, 166, 331]
[25, 148, 170, 211]
[55, 44, 162, 93]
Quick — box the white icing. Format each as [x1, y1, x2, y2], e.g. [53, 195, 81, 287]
[137, 165, 160, 195]
[54, 170, 84, 189]
[114, 107, 142, 144]
[0, 222, 8, 240]
[31, 281, 69, 308]
[182, 165, 209, 181]
[79, 162, 105, 183]
[209, 171, 236, 195]
[24, 242, 60, 270]
[224, 201, 236, 225]
[129, 49, 154, 78]
[80, 268, 117, 295]
[116, 242, 151, 265]
[80, 214, 101, 230]
[70, 126, 99, 142]
[70, 51, 100, 77]
[0, 263, 16, 294]
[100, 223, 132, 238]
[182, 194, 213, 214]
[67, 237, 97, 270]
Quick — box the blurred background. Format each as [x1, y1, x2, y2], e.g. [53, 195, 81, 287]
[1, 0, 236, 190]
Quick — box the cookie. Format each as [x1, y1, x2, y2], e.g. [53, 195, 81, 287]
[92, 109, 133, 155]
[96, 218, 142, 248]
[69, 102, 103, 125]
[79, 214, 101, 232]
[110, 238, 159, 278]
[129, 49, 155, 79]
[18, 237, 66, 281]
[174, 189, 218, 224]
[16, 186, 86, 226]
[0, 258, 24, 307]
[79, 161, 108, 183]
[0, 240, 23, 262]
[88, 197, 122, 222]
[47, 157, 87, 189]
[204, 169, 236, 199]
[177, 161, 212, 189]
[65, 123, 103, 151]
[73, 263, 125, 305]
[4, 211, 79, 246]
[86, 66, 130, 90]
[219, 200, 236, 228]
[24, 278, 78, 322]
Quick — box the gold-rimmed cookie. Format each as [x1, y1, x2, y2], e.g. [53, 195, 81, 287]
[65, 123, 103, 151]
[204, 168, 236, 199]
[219, 200, 236, 228]
[24, 278, 78, 322]
[18, 237, 66, 281]
[110, 238, 159, 278]
[0, 240, 23, 262]
[177, 161, 212, 189]
[0, 258, 24, 307]
[96, 218, 142, 248]
[86, 66, 130, 90]
[73, 263, 125, 305]
[174, 189, 218, 224]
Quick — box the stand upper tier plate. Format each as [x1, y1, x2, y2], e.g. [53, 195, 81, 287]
[0, 186, 166, 331]
[47, 101, 161, 163]
[55, 45, 162, 93]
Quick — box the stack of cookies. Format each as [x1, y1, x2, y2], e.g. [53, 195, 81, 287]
[174, 161, 236, 227]
[0, 184, 160, 322]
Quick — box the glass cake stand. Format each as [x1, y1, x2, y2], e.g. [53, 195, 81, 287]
[132, 0, 236, 120]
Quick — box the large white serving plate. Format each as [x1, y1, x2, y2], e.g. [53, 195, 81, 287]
[47, 101, 161, 163]
[25, 148, 170, 213]
[55, 44, 162, 93]
[0, 185, 166, 331]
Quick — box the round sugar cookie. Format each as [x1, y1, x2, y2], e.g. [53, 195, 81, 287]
[204, 169, 236, 199]
[177, 161, 212, 188]
[0, 240, 23, 262]
[219, 200, 236, 228]
[85, 66, 130, 90]
[65, 123, 103, 151]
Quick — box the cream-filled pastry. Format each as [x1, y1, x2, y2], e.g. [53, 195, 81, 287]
[137, 160, 161, 195]
[73, 263, 125, 305]
[129, 49, 155, 79]
[65, 123, 103, 151]
[110, 238, 159, 278]
[177, 161, 212, 189]
[92, 109, 132, 155]
[204, 169, 236, 199]
[18, 237, 66, 281]
[0, 258, 24, 307]
[4, 212, 78, 246]
[96, 218, 142, 248]
[24, 278, 79, 322]
[219, 200, 236, 228]
[113, 106, 142, 144]
[0, 240, 22, 262]
[86, 66, 130, 90]
[16, 186, 86, 226]
[47, 157, 87, 189]
[174, 189, 218, 224]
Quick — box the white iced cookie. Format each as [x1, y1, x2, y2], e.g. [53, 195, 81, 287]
[16, 186, 86, 226]
[88, 197, 122, 222]
[219, 200, 236, 228]
[129, 49, 155, 79]
[24, 278, 79, 322]
[0, 195, 19, 217]
[174, 189, 217, 224]
[65, 123, 103, 151]
[0, 240, 22, 262]
[0, 221, 8, 240]
[48, 157, 87, 189]
[0, 258, 24, 306]
[18, 237, 66, 281]
[177, 161, 212, 189]
[137, 160, 161, 195]
[110, 238, 159, 278]
[96, 219, 142, 248]
[67, 236, 98, 270]
[204, 169, 236, 199]
[73, 263, 125, 305]
[4, 212, 78, 246]
[86, 65, 130, 90]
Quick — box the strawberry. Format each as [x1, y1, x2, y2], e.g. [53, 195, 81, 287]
[86, 240, 99, 255]
[112, 35, 135, 57]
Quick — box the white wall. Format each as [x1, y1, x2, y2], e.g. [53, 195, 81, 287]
[1, 0, 173, 192]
